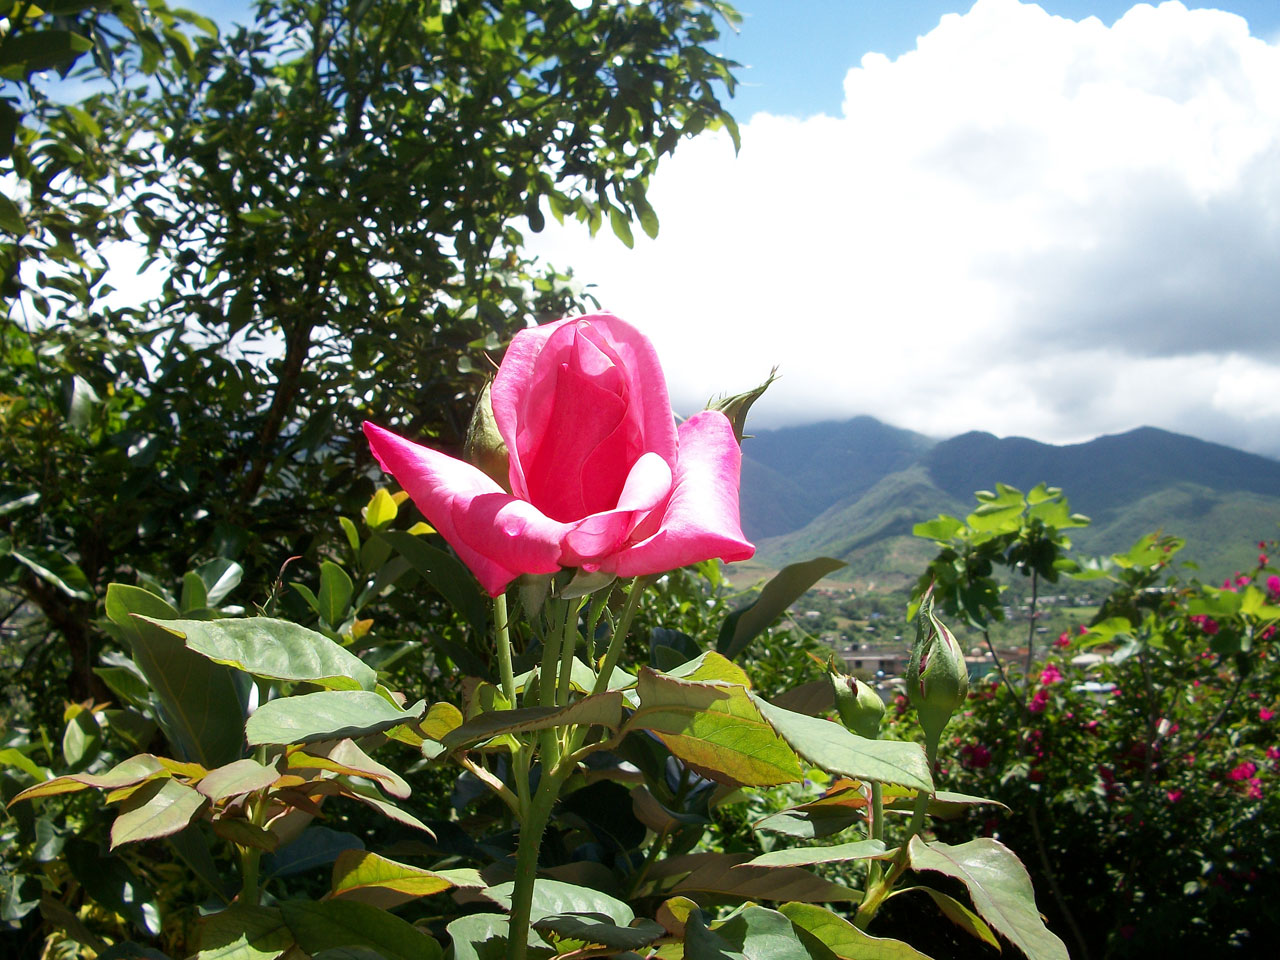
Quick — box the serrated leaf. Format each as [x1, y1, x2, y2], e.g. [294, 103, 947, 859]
[12, 753, 168, 803]
[197, 759, 279, 801]
[135, 616, 375, 692]
[625, 669, 803, 787]
[892, 886, 1000, 951]
[666, 650, 752, 687]
[686, 904, 821, 960]
[779, 902, 933, 959]
[533, 914, 664, 951]
[907, 837, 1068, 960]
[481, 878, 634, 925]
[280, 900, 442, 960]
[753, 696, 933, 792]
[743, 839, 887, 868]
[111, 779, 207, 849]
[246, 692, 425, 746]
[197, 904, 292, 960]
[330, 850, 456, 908]
[642, 852, 858, 903]
[443, 692, 622, 752]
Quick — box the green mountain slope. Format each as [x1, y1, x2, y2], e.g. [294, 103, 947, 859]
[744, 420, 1280, 581]
[740, 416, 935, 539]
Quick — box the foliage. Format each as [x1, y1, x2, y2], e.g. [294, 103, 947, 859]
[2, 0, 741, 709]
[896, 521, 1280, 957]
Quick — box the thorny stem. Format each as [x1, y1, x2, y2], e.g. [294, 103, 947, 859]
[1024, 567, 1039, 682]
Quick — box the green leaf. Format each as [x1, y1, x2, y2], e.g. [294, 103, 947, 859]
[744, 839, 887, 868]
[907, 837, 1068, 960]
[0, 746, 47, 781]
[0, 491, 39, 516]
[106, 585, 248, 767]
[779, 902, 934, 959]
[0, 193, 26, 234]
[339, 517, 362, 556]
[111, 779, 208, 849]
[363, 489, 399, 530]
[181, 572, 209, 612]
[380, 531, 487, 636]
[534, 914, 665, 952]
[625, 669, 804, 787]
[892, 886, 999, 951]
[197, 904, 292, 960]
[0, 29, 92, 77]
[10, 753, 166, 803]
[753, 696, 933, 792]
[62, 707, 102, 768]
[446, 914, 552, 960]
[136, 616, 375, 691]
[913, 515, 964, 542]
[196, 759, 279, 801]
[318, 562, 354, 627]
[642, 852, 858, 903]
[245, 691, 425, 746]
[481, 878, 634, 925]
[442, 692, 623, 752]
[608, 203, 634, 248]
[632, 193, 660, 239]
[666, 650, 752, 687]
[10, 546, 92, 600]
[330, 850, 456, 908]
[280, 899, 442, 960]
[686, 905, 821, 960]
[719, 558, 846, 660]
[195, 558, 244, 606]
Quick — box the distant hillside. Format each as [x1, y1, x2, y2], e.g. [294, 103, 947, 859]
[740, 416, 934, 539]
[741, 420, 1280, 583]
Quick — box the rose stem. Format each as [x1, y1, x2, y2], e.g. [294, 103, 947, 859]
[556, 596, 584, 707]
[494, 590, 516, 705]
[589, 576, 652, 697]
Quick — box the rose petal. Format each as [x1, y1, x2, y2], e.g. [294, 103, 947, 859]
[605, 411, 755, 577]
[561, 453, 673, 564]
[363, 422, 568, 596]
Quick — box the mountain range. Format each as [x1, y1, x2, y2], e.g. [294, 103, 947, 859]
[738, 417, 1280, 583]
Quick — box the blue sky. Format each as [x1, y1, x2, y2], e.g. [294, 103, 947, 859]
[713, 2, 1280, 116]
[153, 4, 1280, 456]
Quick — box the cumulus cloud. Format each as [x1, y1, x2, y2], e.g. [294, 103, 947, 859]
[526, 0, 1280, 457]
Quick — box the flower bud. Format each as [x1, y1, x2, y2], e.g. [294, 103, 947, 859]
[827, 659, 885, 739]
[705, 369, 778, 445]
[906, 588, 969, 745]
[463, 381, 511, 492]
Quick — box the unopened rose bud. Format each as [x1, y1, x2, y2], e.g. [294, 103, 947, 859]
[828, 659, 885, 739]
[906, 587, 969, 745]
[706, 369, 778, 445]
[463, 381, 510, 492]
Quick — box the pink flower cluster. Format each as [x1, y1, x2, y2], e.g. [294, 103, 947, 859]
[1039, 663, 1063, 685]
[1189, 615, 1219, 635]
[1227, 761, 1264, 800]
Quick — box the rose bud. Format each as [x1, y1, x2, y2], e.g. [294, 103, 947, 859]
[827, 658, 885, 739]
[906, 589, 969, 745]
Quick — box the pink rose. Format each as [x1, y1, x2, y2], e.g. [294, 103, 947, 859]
[363, 313, 754, 596]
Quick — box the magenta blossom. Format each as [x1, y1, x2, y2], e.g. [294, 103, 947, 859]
[1039, 664, 1063, 685]
[364, 313, 754, 596]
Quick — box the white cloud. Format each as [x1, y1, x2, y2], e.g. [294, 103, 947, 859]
[526, 0, 1280, 457]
